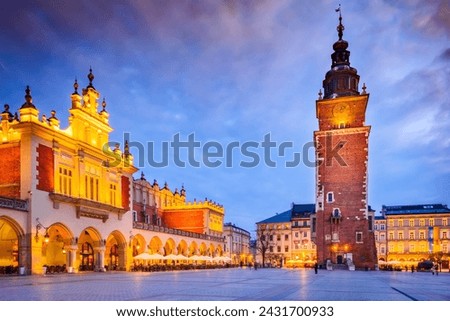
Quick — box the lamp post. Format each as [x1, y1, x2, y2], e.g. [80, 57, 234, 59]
[35, 218, 50, 243]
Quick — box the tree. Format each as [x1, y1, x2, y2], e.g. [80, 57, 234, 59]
[255, 224, 276, 267]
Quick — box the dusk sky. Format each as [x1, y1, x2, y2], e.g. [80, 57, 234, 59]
[1, 0, 448, 235]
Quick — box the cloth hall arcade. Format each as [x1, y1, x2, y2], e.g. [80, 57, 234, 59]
[0, 70, 227, 275]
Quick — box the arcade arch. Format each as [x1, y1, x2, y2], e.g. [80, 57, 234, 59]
[149, 236, 163, 254]
[105, 230, 127, 270]
[0, 216, 24, 272]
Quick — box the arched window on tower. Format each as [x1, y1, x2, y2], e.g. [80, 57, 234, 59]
[327, 192, 334, 203]
[333, 208, 341, 218]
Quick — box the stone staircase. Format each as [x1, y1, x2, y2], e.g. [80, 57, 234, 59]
[327, 258, 355, 271]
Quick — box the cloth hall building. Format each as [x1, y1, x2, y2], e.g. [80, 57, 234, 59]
[0, 70, 227, 275]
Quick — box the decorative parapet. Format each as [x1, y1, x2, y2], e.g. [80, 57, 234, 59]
[133, 221, 225, 243]
[164, 199, 225, 214]
[0, 196, 28, 212]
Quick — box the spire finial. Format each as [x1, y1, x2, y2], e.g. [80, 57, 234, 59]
[87, 67, 95, 89]
[20, 85, 36, 109]
[73, 78, 79, 94]
[335, 4, 344, 41]
[101, 98, 107, 111]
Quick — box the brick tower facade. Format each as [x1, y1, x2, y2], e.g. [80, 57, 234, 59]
[312, 11, 377, 269]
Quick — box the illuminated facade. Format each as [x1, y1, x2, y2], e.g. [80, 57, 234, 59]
[0, 70, 226, 275]
[223, 222, 251, 264]
[374, 214, 387, 263]
[379, 204, 450, 269]
[132, 174, 225, 260]
[311, 12, 377, 269]
[256, 204, 316, 267]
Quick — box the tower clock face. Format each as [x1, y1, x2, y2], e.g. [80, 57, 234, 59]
[333, 103, 350, 117]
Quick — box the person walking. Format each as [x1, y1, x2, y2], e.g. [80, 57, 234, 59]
[314, 262, 318, 274]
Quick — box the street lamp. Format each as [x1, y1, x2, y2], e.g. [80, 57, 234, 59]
[35, 218, 50, 243]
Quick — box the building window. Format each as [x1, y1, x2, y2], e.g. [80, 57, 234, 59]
[277, 246, 281, 252]
[429, 218, 434, 226]
[398, 244, 404, 253]
[375, 234, 378, 241]
[332, 208, 341, 218]
[277, 235, 281, 241]
[443, 244, 448, 253]
[356, 232, 363, 243]
[419, 219, 425, 226]
[442, 231, 448, 239]
[398, 219, 403, 227]
[380, 224, 385, 231]
[269, 235, 273, 241]
[285, 234, 289, 241]
[420, 244, 426, 252]
[375, 224, 379, 230]
[58, 167, 72, 196]
[109, 183, 117, 206]
[284, 246, 289, 252]
[132, 211, 137, 222]
[388, 232, 394, 240]
[398, 232, 403, 240]
[380, 246, 385, 254]
[443, 218, 448, 226]
[380, 233, 385, 241]
[409, 231, 415, 240]
[295, 232, 299, 238]
[85, 175, 99, 201]
[409, 244, 415, 253]
[419, 231, 425, 239]
[327, 192, 334, 203]
[269, 246, 273, 253]
[409, 219, 414, 227]
[388, 244, 394, 253]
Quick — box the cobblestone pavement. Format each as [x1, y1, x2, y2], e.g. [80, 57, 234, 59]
[0, 268, 448, 301]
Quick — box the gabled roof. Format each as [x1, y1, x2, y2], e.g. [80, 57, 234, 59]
[382, 204, 450, 215]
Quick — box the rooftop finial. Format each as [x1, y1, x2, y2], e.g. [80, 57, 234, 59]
[73, 78, 79, 94]
[20, 85, 36, 109]
[101, 98, 107, 111]
[335, 4, 344, 40]
[87, 67, 95, 89]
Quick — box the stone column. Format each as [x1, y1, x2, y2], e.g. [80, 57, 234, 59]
[68, 245, 78, 273]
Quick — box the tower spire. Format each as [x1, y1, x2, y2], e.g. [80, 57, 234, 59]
[321, 5, 360, 99]
[336, 4, 344, 41]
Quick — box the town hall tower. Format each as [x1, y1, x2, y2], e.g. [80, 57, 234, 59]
[312, 10, 377, 269]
